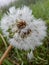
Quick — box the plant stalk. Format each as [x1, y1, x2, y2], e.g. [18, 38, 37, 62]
[0, 45, 12, 65]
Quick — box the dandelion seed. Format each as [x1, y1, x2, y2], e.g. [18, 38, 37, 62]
[27, 51, 34, 60]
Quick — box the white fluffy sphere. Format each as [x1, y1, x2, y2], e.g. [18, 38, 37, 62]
[0, 6, 47, 50]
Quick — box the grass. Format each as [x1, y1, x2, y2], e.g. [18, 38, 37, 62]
[0, 0, 49, 65]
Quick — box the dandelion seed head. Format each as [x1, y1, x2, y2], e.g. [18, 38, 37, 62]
[0, 6, 47, 51]
[0, 0, 17, 9]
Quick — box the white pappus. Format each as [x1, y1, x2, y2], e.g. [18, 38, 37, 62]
[0, 6, 47, 60]
[0, 0, 18, 9]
